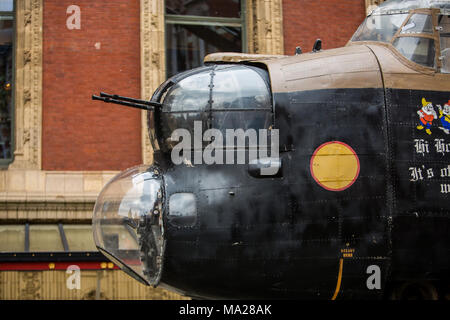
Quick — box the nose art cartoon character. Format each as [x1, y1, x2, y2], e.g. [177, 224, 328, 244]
[417, 98, 437, 135]
[437, 101, 450, 134]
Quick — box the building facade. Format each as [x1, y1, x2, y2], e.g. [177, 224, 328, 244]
[0, 0, 372, 300]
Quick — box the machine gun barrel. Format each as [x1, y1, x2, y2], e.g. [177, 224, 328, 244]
[92, 92, 161, 111]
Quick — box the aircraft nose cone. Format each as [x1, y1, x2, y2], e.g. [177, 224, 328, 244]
[92, 165, 165, 286]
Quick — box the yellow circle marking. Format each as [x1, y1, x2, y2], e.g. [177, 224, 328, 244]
[310, 141, 360, 192]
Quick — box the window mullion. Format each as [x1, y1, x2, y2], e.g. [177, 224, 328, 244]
[24, 223, 29, 252]
[165, 14, 242, 27]
[58, 224, 69, 252]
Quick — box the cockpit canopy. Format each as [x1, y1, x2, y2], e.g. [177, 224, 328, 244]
[370, 0, 450, 13]
[351, 0, 450, 72]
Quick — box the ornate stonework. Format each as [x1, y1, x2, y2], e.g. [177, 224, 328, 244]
[10, 0, 43, 170]
[140, 0, 165, 164]
[365, 0, 387, 15]
[246, 0, 284, 55]
[0, 170, 118, 222]
[1, 269, 189, 300]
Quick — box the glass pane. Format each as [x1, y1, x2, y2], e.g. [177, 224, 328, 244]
[439, 15, 450, 73]
[401, 14, 433, 34]
[352, 14, 408, 42]
[0, 0, 13, 12]
[161, 111, 209, 150]
[161, 68, 211, 150]
[442, 46, 450, 73]
[168, 193, 197, 226]
[166, 0, 241, 18]
[440, 15, 450, 49]
[166, 23, 242, 77]
[212, 110, 272, 138]
[212, 65, 271, 110]
[211, 65, 272, 137]
[63, 225, 97, 252]
[93, 165, 164, 285]
[0, 225, 25, 252]
[0, 18, 13, 159]
[373, 0, 450, 14]
[393, 37, 436, 68]
[99, 225, 137, 251]
[29, 225, 64, 252]
[162, 69, 211, 112]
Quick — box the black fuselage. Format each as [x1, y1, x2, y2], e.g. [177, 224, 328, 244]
[153, 86, 449, 299]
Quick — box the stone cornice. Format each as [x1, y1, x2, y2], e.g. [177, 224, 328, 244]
[0, 170, 118, 221]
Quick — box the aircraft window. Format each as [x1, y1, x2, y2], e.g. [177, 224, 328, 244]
[161, 69, 211, 149]
[212, 66, 271, 110]
[168, 193, 197, 226]
[392, 36, 436, 68]
[162, 70, 211, 113]
[401, 14, 433, 34]
[372, 0, 450, 13]
[442, 48, 450, 72]
[211, 66, 272, 136]
[352, 14, 408, 42]
[93, 165, 163, 285]
[439, 15, 450, 73]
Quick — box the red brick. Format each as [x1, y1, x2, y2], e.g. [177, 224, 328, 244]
[282, 0, 366, 54]
[42, 0, 142, 171]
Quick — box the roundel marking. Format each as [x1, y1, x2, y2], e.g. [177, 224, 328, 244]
[310, 141, 360, 192]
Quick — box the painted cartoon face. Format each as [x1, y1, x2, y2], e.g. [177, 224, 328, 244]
[443, 104, 450, 116]
[423, 103, 434, 114]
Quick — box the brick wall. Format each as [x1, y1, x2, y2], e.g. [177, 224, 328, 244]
[43, 0, 142, 171]
[282, 0, 366, 55]
[41, 0, 367, 170]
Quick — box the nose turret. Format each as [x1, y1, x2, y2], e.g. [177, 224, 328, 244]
[92, 165, 165, 286]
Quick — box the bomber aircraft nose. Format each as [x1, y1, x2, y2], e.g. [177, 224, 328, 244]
[92, 165, 165, 286]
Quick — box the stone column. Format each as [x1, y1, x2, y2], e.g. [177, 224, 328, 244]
[365, 0, 387, 15]
[140, 0, 165, 164]
[246, 0, 284, 55]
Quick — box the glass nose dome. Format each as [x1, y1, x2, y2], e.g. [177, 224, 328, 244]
[92, 165, 165, 286]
